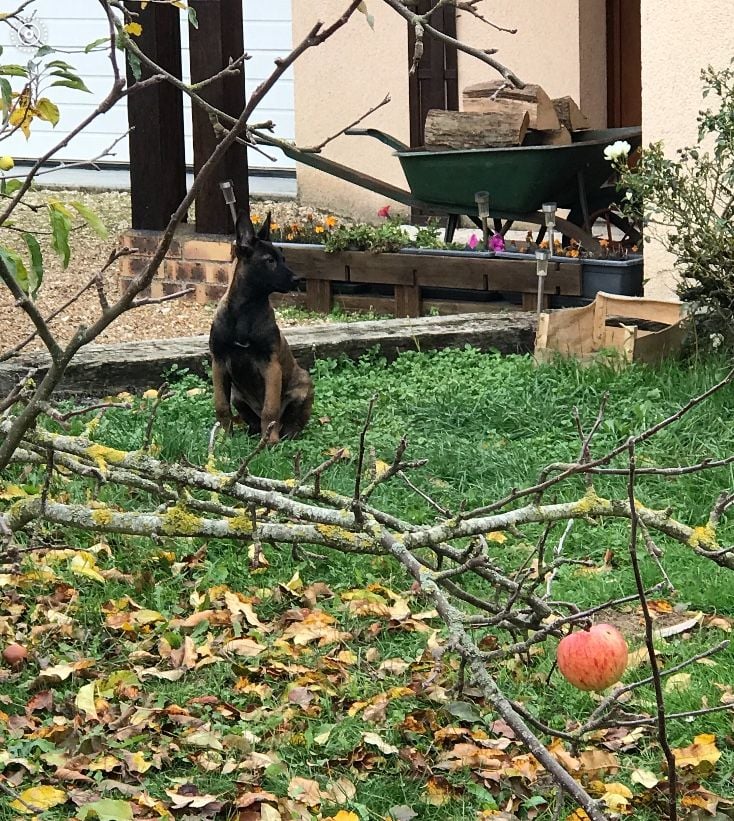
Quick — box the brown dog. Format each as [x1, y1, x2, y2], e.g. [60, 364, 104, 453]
[209, 211, 313, 444]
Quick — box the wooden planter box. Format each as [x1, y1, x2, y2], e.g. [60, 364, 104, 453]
[117, 228, 644, 318]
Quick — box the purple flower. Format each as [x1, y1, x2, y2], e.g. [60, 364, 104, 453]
[467, 233, 479, 250]
[490, 232, 505, 252]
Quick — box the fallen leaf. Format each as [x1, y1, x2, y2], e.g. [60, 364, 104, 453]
[222, 637, 266, 657]
[75, 681, 98, 721]
[10, 785, 67, 814]
[77, 798, 135, 820]
[287, 776, 323, 807]
[673, 733, 721, 773]
[630, 767, 661, 788]
[362, 731, 399, 755]
[664, 672, 692, 693]
[69, 551, 106, 583]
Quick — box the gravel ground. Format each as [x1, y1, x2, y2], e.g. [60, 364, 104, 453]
[0, 190, 343, 355]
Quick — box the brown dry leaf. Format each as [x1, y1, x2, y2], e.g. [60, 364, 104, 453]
[673, 733, 721, 773]
[222, 637, 267, 657]
[281, 609, 351, 647]
[224, 591, 265, 628]
[547, 738, 580, 773]
[704, 615, 733, 632]
[287, 776, 323, 807]
[378, 658, 410, 677]
[681, 787, 722, 815]
[424, 776, 453, 806]
[577, 748, 620, 776]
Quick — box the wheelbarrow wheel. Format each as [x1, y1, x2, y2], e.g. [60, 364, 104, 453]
[565, 199, 642, 250]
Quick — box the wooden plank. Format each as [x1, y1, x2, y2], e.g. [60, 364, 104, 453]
[421, 299, 523, 316]
[125, 1, 186, 231]
[333, 295, 397, 315]
[306, 279, 332, 313]
[484, 259, 583, 295]
[280, 247, 348, 281]
[344, 253, 416, 285]
[414, 257, 487, 290]
[395, 285, 421, 317]
[594, 292, 683, 327]
[189, 0, 249, 235]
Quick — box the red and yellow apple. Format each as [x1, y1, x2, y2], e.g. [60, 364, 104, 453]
[556, 623, 628, 691]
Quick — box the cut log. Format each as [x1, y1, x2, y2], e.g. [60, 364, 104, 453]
[424, 108, 529, 150]
[462, 81, 560, 131]
[524, 126, 573, 146]
[552, 96, 590, 131]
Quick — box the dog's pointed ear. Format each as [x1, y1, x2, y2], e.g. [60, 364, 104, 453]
[235, 210, 256, 256]
[257, 211, 272, 242]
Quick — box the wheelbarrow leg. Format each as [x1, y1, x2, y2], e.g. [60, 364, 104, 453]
[577, 170, 591, 232]
[493, 218, 503, 234]
[445, 214, 459, 243]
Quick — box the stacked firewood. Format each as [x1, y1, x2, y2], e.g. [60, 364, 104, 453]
[423, 80, 590, 150]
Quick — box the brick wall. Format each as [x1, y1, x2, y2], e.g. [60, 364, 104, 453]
[119, 227, 234, 304]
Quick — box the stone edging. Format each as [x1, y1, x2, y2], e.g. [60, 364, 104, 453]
[0, 313, 536, 397]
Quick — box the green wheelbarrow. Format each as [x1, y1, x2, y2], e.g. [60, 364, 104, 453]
[253, 125, 642, 252]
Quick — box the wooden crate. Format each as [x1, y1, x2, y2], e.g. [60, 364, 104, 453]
[535, 292, 686, 365]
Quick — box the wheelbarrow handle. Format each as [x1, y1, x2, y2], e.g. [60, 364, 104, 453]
[345, 128, 410, 153]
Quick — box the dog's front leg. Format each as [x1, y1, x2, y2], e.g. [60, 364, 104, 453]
[261, 355, 283, 444]
[212, 359, 234, 433]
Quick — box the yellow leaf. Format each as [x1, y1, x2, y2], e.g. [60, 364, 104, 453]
[0, 483, 28, 499]
[486, 531, 507, 543]
[566, 811, 590, 821]
[664, 672, 691, 693]
[374, 459, 390, 478]
[75, 681, 98, 721]
[673, 733, 721, 772]
[124, 22, 143, 36]
[10, 785, 67, 814]
[70, 551, 106, 583]
[34, 97, 60, 126]
[324, 813, 359, 821]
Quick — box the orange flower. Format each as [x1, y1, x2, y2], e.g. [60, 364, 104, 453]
[325, 215, 337, 228]
[568, 248, 580, 258]
[270, 222, 279, 231]
[251, 214, 262, 225]
[599, 238, 609, 248]
[285, 233, 294, 241]
[540, 240, 549, 249]
[315, 225, 325, 233]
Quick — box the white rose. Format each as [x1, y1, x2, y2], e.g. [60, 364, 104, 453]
[604, 140, 632, 162]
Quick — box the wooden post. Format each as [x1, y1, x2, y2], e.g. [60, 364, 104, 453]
[125, 2, 186, 231]
[189, 0, 249, 235]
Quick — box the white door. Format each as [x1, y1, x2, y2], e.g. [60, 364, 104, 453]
[0, 0, 295, 170]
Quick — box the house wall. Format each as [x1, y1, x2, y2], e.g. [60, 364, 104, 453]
[456, 1, 607, 127]
[292, 2, 410, 220]
[640, 0, 734, 299]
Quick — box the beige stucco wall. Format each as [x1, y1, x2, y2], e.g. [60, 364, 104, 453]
[641, 0, 734, 299]
[456, 1, 606, 127]
[292, 2, 410, 220]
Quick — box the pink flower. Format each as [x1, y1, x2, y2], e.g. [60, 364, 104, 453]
[377, 205, 391, 218]
[490, 232, 505, 252]
[467, 233, 479, 250]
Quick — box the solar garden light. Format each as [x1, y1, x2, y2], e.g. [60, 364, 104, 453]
[475, 190, 490, 250]
[219, 180, 238, 228]
[542, 201, 557, 256]
[535, 248, 550, 320]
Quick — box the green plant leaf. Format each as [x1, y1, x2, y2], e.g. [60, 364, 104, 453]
[0, 77, 11, 118]
[0, 64, 28, 77]
[35, 97, 60, 126]
[0, 245, 30, 294]
[48, 205, 71, 268]
[126, 50, 142, 82]
[50, 77, 91, 93]
[85, 36, 109, 53]
[70, 200, 107, 239]
[35, 45, 54, 57]
[22, 232, 43, 297]
[5, 178, 22, 195]
[188, 6, 199, 28]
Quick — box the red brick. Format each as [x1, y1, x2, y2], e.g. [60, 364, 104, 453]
[182, 238, 233, 263]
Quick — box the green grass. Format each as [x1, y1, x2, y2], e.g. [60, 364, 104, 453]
[2, 349, 734, 819]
